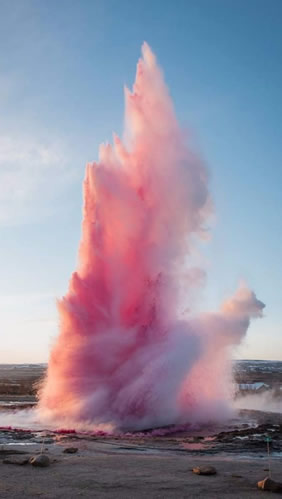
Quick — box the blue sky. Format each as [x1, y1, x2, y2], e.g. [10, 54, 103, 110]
[0, 0, 281, 362]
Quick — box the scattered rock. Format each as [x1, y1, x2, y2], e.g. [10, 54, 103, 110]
[192, 466, 217, 475]
[12, 432, 34, 441]
[257, 477, 282, 492]
[3, 457, 30, 465]
[63, 447, 78, 454]
[0, 449, 27, 456]
[29, 454, 50, 467]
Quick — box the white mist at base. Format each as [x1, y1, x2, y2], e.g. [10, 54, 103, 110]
[235, 391, 282, 414]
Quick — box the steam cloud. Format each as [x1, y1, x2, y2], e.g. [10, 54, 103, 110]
[39, 43, 264, 430]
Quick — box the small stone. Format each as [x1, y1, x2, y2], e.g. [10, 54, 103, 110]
[3, 457, 29, 465]
[257, 477, 282, 492]
[63, 447, 78, 454]
[192, 466, 217, 475]
[29, 454, 50, 467]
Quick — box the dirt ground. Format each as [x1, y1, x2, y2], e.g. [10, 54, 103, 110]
[1, 361, 282, 498]
[0, 440, 281, 499]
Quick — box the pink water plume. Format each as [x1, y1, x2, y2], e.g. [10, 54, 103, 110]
[39, 43, 264, 430]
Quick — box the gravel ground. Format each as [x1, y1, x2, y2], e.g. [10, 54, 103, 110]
[0, 438, 281, 498]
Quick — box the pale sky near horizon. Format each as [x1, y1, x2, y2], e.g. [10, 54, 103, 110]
[0, 0, 281, 363]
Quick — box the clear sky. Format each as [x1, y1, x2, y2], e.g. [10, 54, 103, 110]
[0, 0, 281, 363]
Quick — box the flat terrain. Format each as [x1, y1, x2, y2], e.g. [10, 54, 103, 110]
[0, 364, 45, 407]
[235, 360, 282, 386]
[0, 361, 281, 498]
[1, 360, 282, 405]
[0, 439, 281, 499]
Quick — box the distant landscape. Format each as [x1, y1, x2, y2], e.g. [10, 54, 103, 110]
[0, 364, 45, 408]
[1, 360, 282, 410]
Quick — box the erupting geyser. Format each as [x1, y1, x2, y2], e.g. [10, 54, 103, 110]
[39, 43, 264, 430]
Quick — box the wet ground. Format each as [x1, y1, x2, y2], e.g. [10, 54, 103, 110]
[1, 409, 281, 458]
[0, 366, 282, 499]
[0, 410, 282, 499]
[0, 362, 282, 497]
[1, 361, 282, 459]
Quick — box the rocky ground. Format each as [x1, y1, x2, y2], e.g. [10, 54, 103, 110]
[0, 409, 281, 498]
[0, 362, 281, 497]
[0, 428, 281, 498]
